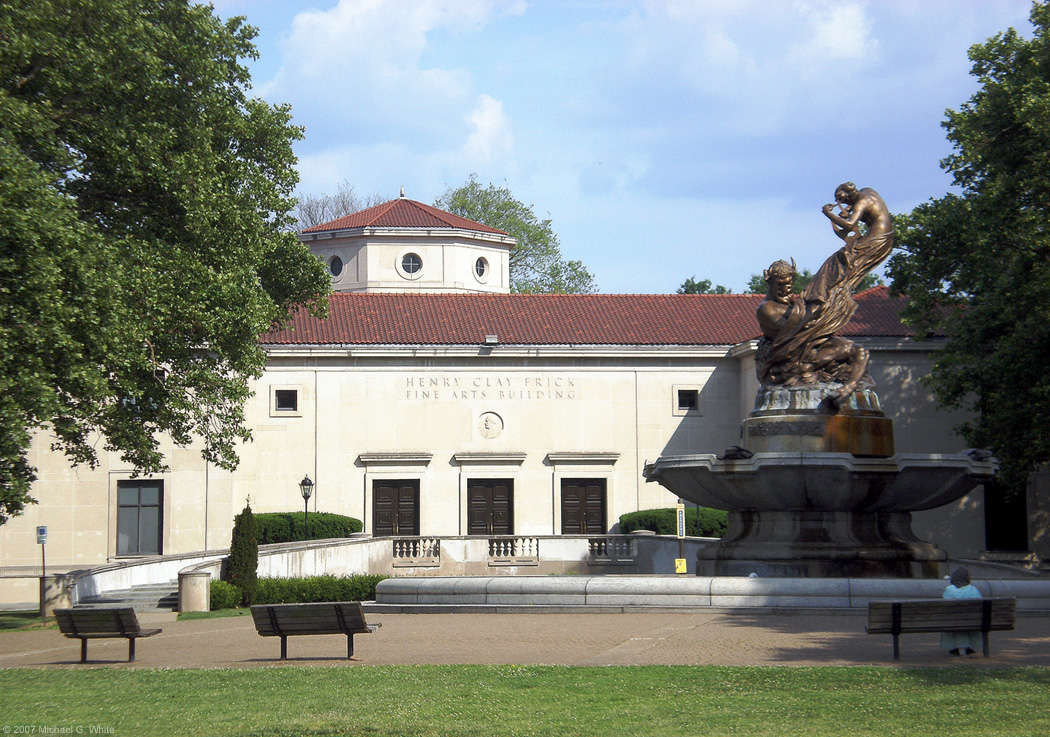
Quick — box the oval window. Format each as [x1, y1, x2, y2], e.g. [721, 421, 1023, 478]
[329, 255, 343, 277]
[475, 257, 488, 279]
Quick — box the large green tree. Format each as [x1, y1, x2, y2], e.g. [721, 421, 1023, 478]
[435, 175, 597, 294]
[886, 1, 1050, 494]
[0, 0, 330, 523]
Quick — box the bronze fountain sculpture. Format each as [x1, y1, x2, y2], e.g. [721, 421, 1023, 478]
[645, 184, 997, 577]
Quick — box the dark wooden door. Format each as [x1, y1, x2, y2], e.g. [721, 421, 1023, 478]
[561, 479, 606, 534]
[372, 480, 420, 536]
[467, 479, 513, 535]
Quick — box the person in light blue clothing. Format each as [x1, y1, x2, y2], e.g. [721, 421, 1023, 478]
[941, 567, 982, 656]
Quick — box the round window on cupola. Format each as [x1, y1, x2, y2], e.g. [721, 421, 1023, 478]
[397, 251, 424, 280]
[329, 255, 343, 277]
[474, 256, 489, 283]
[402, 253, 422, 273]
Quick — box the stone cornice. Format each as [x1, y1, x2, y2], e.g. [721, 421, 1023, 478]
[356, 452, 434, 467]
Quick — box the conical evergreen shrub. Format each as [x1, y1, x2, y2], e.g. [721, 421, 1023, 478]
[228, 501, 259, 606]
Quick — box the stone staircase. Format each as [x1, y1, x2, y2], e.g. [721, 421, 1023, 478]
[77, 582, 179, 612]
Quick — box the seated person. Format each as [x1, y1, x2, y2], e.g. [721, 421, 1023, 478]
[941, 567, 982, 656]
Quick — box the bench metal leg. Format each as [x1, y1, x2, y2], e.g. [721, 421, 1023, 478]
[892, 634, 900, 661]
[128, 637, 136, 662]
[81, 639, 88, 663]
[280, 635, 288, 660]
[347, 634, 355, 659]
[982, 632, 990, 658]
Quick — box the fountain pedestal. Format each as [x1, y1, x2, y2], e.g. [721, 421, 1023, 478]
[644, 385, 997, 578]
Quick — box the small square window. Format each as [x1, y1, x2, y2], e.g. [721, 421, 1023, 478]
[274, 389, 298, 412]
[677, 389, 699, 411]
[672, 385, 703, 416]
[270, 386, 302, 417]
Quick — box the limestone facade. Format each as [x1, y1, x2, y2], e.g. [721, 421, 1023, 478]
[0, 199, 1000, 603]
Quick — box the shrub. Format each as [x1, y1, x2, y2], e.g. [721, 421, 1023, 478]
[255, 574, 389, 604]
[228, 502, 259, 606]
[619, 507, 727, 537]
[210, 580, 242, 610]
[255, 512, 363, 543]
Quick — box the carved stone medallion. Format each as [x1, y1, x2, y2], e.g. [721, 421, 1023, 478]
[478, 412, 504, 439]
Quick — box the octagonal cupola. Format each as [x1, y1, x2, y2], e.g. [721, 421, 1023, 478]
[298, 192, 514, 294]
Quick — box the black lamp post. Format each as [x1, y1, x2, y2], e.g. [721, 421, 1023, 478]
[299, 475, 314, 540]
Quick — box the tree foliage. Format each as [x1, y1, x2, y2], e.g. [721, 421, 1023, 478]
[434, 175, 597, 294]
[228, 502, 258, 607]
[295, 179, 384, 230]
[886, 1, 1050, 493]
[677, 277, 732, 294]
[0, 0, 330, 523]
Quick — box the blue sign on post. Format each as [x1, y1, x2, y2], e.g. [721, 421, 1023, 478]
[676, 504, 686, 538]
[36, 526, 47, 544]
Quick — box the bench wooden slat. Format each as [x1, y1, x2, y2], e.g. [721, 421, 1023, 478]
[54, 608, 161, 663]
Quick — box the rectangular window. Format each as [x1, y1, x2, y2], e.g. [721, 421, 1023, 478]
[117, 480, 163, 556]
[673, 385, 703, 416]
[677, 389, 699, 411]
[269, 386, 302, 417]
[274, 389, 298, 412]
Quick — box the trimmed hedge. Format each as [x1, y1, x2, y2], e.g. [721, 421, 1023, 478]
[255, 574, 389, 604]
[209, 574, 388, 610]
[619, 507, 727, 537]
[210, 579, 243, 610]
[255, 512, 363, 543]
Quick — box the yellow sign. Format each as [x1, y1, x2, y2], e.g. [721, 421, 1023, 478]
[675, 558, 687, 574]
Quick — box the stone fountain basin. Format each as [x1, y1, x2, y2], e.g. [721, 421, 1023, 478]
[644, 451, 997, 513]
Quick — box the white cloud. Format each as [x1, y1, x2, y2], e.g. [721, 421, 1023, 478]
[262, 0, 521, 155]
[465, 94, 513, 162]
[810, 4, 875, 59]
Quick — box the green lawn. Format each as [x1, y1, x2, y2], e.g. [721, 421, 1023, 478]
[0, 610, 49, 631]
[1, 665, 1048, 736]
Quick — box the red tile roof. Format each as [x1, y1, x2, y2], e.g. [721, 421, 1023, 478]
[264, 287, 916, 347]
[845, 286, 915, 338]
[301, 197, 509, 236]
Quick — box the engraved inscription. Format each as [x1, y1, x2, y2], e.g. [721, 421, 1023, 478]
[403, 375, 578, 401]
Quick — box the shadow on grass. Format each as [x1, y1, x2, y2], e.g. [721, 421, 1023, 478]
[711, 611, 1050, 673]
[177, 608, 250, 622]
[0, 610, 52, 631]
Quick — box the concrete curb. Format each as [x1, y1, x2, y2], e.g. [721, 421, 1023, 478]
[376, 575, 1050, 611]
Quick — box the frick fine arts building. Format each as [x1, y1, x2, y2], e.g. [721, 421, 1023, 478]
[1, 196, 1038, 603]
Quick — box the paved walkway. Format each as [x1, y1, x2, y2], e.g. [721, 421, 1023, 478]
[3, 609, 1050, 669]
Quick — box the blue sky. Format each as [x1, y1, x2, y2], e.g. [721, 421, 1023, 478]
[211, 0, 1035, 293]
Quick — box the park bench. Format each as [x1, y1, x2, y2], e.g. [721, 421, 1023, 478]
[54, 607, 162, 663]
[250, 601, 381, 660]
[866, 598, 1016, 660]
